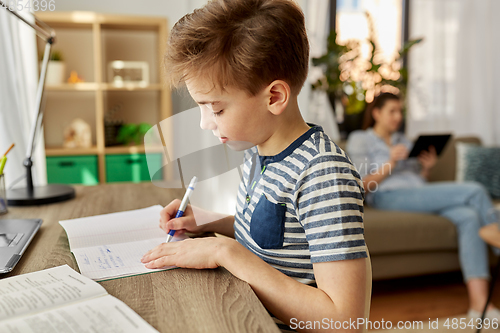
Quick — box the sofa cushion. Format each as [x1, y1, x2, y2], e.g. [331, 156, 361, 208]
[429, 136, 481, 182]
[456, 143, 500, 198]
[363, 207, 458, 255]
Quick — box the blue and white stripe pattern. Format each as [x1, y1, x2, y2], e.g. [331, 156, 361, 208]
[234, 125, 368, 285]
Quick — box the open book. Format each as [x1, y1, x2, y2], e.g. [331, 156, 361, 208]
[59, 205, 186, 281]
[0, 265, 158, 333]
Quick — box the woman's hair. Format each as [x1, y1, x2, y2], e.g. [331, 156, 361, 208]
[164, 0, 309, 96]
[361, 92, 400, 130]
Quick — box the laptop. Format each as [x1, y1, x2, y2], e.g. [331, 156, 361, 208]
[0, 219, 42, 273]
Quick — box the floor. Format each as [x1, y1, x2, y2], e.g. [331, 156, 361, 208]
[370, 268, 500, 323]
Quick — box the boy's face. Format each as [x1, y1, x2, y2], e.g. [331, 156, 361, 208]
[186, 78, 273, 151]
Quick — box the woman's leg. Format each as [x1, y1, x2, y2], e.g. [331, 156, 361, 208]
[439, 206, 491, 312]
[372, 183, 497, 311]
[467, 279, 492, 312]
[438, 206, 489, 283]
[371, 182, 498, 227]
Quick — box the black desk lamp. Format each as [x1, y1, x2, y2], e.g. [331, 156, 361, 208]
[2, 3, 75, 206]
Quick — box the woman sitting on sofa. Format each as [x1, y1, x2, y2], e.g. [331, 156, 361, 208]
[346, 92, 500, 319]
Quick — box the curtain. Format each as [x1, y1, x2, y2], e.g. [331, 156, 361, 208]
[0, 7, 47, 189]
[406, 0, 461, 139]
[407, 0, 500, 145]
[305, 0, 341, 141]
[452, 0, 500, 145]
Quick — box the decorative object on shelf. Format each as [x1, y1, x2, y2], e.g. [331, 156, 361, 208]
[116, 123, 153, 146]
[67, 70, 84, 84]
[108, 61, 149, 87]
[63, 118, 92, 149]
[104, 104, 124, 147]
[311, 13, 422, 136]
[43, 49, 66, 86]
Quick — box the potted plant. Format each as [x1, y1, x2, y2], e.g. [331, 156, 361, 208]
[116, 123, 153, 146]
[43, 50, 66, 86]
[312, 13, 422, 137]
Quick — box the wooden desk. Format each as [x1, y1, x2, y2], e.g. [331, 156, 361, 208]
[1, 183, 279, 333]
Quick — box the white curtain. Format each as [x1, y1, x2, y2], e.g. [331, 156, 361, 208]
[406, 0, 461, 139]
[0, 8, 47, 189]
[452, 0, 500, 146]
[305, 0, 341, 142]
[407, 0, 500, 145]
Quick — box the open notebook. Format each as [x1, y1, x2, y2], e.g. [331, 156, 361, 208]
[0, 265, 158, 332]
[59, 205, 186, 281]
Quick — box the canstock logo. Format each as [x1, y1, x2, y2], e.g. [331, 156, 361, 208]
[144, 107, 253, 218]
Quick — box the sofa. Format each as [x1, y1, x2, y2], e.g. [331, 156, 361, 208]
[339, 137, 500, 280]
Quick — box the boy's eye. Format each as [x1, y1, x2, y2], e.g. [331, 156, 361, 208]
[213, 110, 224, 117]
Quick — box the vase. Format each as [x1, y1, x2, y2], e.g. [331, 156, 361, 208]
[45, 61, 66, 86]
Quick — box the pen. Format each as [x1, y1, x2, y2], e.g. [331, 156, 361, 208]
[0, 143, 15, 175]
[165, 176, 198, 243]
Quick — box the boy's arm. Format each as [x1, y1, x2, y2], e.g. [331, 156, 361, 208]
[198, 214, 235, 238]
[219, 240, 366, 332]
[218, 239, 367, 333]
[142, 238, 366, 333]
[189, 205, 235, 238]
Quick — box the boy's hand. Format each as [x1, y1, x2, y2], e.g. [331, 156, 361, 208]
[160, 199, 205, 235]
[141, 237, 230, 270]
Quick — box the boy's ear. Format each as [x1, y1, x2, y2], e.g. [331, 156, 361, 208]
[266, 80, 290, 116]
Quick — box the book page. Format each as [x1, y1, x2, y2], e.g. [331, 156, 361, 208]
[0, 265, 107, 321]
[59, 205, 166, 250]
[72, 236, 186, 281]
[0, 294, 158, 333]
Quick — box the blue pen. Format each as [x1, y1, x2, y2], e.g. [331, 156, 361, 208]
[166, 176, 198, 243]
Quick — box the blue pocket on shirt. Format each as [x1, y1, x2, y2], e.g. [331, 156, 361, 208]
[250, 194, 286, 249]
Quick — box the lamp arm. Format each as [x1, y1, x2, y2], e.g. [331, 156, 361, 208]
[26, 40, 52, 160]
[0, 1, 55, 40]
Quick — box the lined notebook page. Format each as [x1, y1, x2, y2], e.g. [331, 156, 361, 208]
[59, 205, 187, 281]
[59, 206, 166, 249]
[72, 238, 184, 281]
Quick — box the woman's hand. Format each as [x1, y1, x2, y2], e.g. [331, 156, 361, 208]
[418, 145, 438, 171]
[389, 144, 409, 165]
[160, 199, 205, 236]
[141, 237, 229, 270]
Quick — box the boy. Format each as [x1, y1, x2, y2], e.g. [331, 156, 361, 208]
[141, 0, 368, 331]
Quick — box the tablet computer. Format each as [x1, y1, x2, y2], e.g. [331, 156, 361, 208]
[408, 134, 452, 158]
[0, 219, 42, 273]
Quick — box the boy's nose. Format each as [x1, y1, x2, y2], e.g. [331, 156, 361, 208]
[199, 106, 217, 131]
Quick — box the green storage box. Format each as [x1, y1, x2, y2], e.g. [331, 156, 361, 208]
[47, 155, 99, 185]
[106, 153, 162, 183]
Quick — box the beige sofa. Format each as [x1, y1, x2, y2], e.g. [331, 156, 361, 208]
[341, 137, 500, 280]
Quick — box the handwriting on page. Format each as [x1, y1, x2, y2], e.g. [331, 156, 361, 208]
[71, 237, 184, 281]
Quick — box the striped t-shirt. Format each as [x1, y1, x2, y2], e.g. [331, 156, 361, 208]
[234, 125, 367, 285]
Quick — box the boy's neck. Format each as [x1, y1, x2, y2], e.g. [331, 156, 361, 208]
[256, 100, 311, 156]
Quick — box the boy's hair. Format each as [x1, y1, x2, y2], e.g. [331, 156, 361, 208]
[164, 0, 309, 96]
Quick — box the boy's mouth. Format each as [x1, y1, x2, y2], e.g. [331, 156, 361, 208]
[219, 137, 228, 143]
